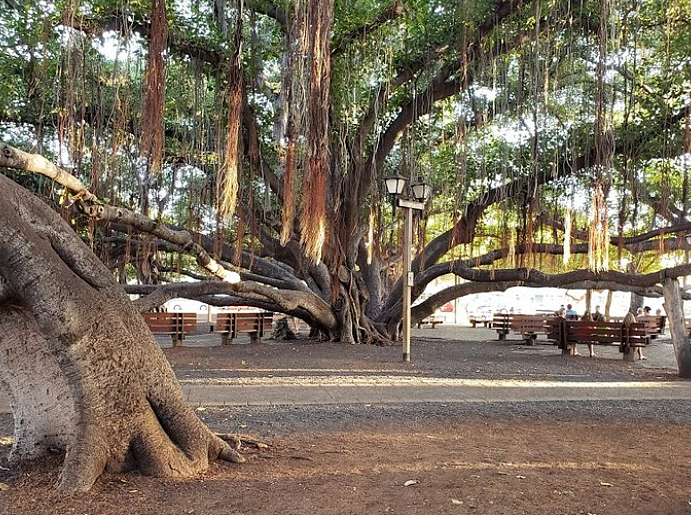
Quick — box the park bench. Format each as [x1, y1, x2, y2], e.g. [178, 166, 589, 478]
[609, 315, 665, 337]
[637, 315, 666, 336]
[215, 311, 274, 344]
[469, 316, 491, 328]
[547, 319, 650, 361]
[416, 315, 444, 329]
[513, 314, 557, 344]
[143, 312, 197, 347]
[493, 313, 520, 340]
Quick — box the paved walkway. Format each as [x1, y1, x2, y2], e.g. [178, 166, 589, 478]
[177, 378, 691, 407]
[2, 378, 690, 414]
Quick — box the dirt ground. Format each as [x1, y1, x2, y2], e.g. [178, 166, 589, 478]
[1, 331, 689, 514]
[2, 420, 690, 515]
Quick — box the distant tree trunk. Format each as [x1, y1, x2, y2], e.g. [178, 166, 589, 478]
[0, 173, 242, 491]
[629, 292, 644, 314]
[662, 278, 691, 378]
[604, 289, 613, 318]
[585, 289, 592, 313]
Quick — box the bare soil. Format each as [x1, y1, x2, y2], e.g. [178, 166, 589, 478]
[1, 420, 690, 515]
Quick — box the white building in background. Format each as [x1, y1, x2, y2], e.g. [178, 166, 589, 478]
[416, 276, 691, 325]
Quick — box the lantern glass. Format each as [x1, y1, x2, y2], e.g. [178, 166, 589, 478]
[384, 175, 407, 196]
[411, 182, 431, 201]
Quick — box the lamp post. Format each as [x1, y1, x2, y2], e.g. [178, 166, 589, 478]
[384, 175, 431, 362]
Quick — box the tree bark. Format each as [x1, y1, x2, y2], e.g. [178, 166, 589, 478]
[0, 173, 242, 491]
[662, 278, 691, 378]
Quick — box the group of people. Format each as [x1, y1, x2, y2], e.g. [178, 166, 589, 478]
[554, 304, 661, 360]
[556, 303, 605, 321]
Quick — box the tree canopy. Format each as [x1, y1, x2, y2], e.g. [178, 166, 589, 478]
[1, 0, 691, 343]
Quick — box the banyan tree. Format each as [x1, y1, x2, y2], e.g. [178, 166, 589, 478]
[1, 0, 691, 490]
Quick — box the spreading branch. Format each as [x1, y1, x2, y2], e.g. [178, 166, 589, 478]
[125, 281, 336, 329]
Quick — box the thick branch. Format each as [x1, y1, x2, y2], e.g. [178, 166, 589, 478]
[364, 0, 527, 177]
[0, 143, 95, 200]
[452, 263, 691, 289]
[246, 0, 287, 28]
[0, 142, 263, 286]
[126, 281, 336, 329]
[415, 238, 691, 293]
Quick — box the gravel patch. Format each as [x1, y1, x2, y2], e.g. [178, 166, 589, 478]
[195, 399, 691, 437]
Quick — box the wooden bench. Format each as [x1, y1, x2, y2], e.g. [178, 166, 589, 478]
[513, 314, 557, 344]
[215, 311, 274, 344]
[416, 316, 444, 329]
[469, 317, 491, 328]
[492, 313, 521, 340]
[637, 315, 666, 336]
[143, 312, 197, 347]
[547, 319, 650, 361]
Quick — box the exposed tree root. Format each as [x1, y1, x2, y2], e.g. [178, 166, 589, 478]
[216, 433, 271, 450]
[0, 173, 246, 491]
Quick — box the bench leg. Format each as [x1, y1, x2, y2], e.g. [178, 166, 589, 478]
[498, 332, 506, 341]
[221, 333, 233, 346]
[471, 322, 477, 328]
[250, 332, 261, 345]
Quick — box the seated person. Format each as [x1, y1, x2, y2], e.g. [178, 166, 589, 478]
[565, 304, 578, 319]
[580, 311, 596, 358]
[592, 305, 604, 321]
[624, 311, 646, 360]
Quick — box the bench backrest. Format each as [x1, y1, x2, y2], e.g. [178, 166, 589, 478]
[637, 315, 665, 334]
[559, 320, 649, 345]
[492, 313, 521, 331]
[143, 312, 197, 335]
[512, 314, 556, 333]
[236, 312, 273, 333]
[216, 312, 274, 337]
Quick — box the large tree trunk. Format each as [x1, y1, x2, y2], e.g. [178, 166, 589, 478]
[0, 173, 242, 491]
[662, 278, 691, 378]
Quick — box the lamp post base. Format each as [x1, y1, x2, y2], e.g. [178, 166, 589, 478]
[402, 352, 410, 362]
